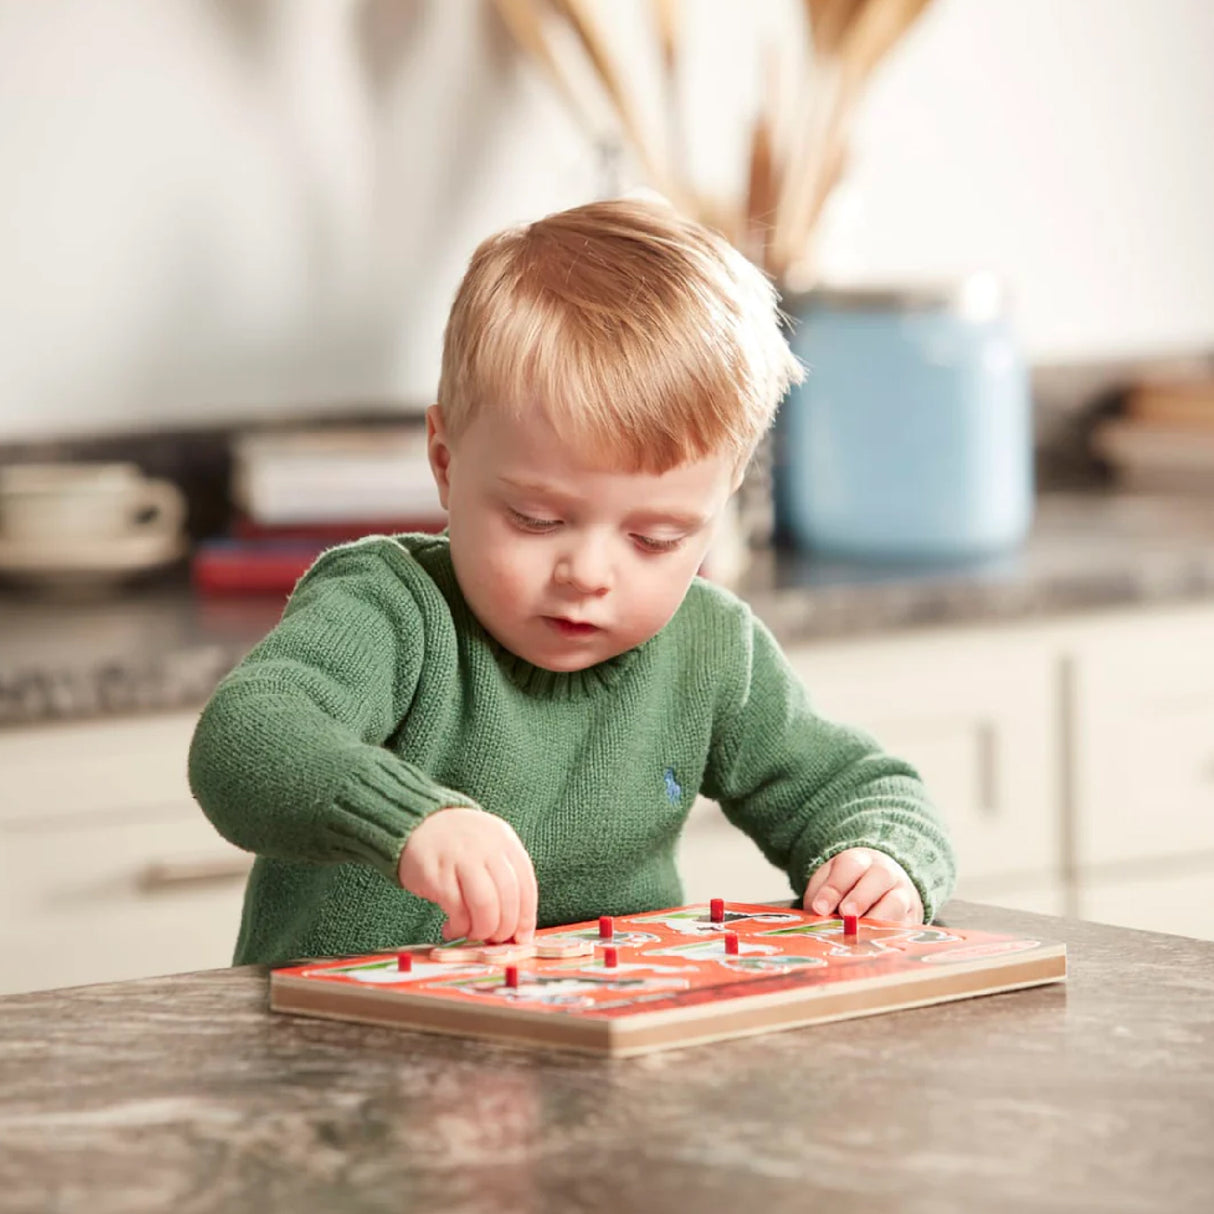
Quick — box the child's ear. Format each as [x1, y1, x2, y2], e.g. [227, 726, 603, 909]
[426, 404, 452, 510]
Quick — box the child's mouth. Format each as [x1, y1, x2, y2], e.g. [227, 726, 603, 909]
[544, 617, 602, 637]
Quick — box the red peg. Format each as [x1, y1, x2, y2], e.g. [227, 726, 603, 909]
[505, 965, 519, 989]
[397, 951, 413, 973]
[599, 915, 614, 940]
[603, 946, 619, 968]
[842, 914, 859, 938]
[710, 898, 725, 923]
[724, 931, 740, 955]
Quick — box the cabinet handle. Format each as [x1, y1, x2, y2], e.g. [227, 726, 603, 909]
[135, 855, 252, 892]
[977, 722, 999, 815]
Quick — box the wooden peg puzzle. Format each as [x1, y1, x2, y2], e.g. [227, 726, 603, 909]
[270, 902, 1067, 1057]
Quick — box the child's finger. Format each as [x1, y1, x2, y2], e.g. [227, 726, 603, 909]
[441, 898, 471, 942]
[441, 915, 468, 943]
[510, 846, 538, 942]
[803, 858, 836, 910]
[457, 862, 501, 944]
[808, 850, 874, 915]
[838, 864, 895, 917]
[432, 869, 469, 940]
[869, 887, 917, 923]
[440, 878, 470, 940]
[486, 853, 520, 943]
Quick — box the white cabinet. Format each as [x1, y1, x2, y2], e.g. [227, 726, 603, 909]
[1079, 870, 1214, 940]
[1066, 604, 1214, 941]
[0, 712, 250, 995]
[1069, 606, 1214, 867]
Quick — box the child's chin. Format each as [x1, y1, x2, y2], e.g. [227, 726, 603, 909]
[521, 638, 625, 673]
[526, 649, 605, 673]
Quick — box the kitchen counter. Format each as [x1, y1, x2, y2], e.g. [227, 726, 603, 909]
[1, 901, 1210, 1214]
[3, 490, 1214, 727]
[738, 488, 1214, 646]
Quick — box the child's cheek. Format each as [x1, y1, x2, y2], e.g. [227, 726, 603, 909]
[631, 565, 688, 634]
[487, 540, 539, 604]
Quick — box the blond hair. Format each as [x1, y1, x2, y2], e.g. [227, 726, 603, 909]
[437, 197, 803, 473]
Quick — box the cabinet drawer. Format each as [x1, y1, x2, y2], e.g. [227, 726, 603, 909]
[1071, 607, 1214, 866]
[786, 631, 1059, 886]
[0, 886, 247, 995]
[1, 804, 251, 921]
[0, 795, 250, 994]
[1079, 868, 1214, 942]
[0, 711, 201, 823]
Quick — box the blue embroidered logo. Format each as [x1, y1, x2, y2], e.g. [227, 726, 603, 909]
[663, 767, 682, 803]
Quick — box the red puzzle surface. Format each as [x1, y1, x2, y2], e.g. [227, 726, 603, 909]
[272, 903, 1057, 1021]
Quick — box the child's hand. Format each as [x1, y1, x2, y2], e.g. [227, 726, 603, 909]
[398, 808, 538, 943]
[804, 847, 924, 924]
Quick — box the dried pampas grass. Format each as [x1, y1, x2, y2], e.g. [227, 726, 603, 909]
[491, 0, 934, 284]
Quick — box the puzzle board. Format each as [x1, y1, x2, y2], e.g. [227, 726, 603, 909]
[269, 903, 1067, 1057]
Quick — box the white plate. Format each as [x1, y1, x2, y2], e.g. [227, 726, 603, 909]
[0, 529, 186, 587]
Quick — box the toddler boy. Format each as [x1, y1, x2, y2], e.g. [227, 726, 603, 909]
[189, 197, 956, 965]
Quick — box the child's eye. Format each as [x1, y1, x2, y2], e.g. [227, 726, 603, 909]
[633, 534, 684, 554]
[507, 508, 561, 533]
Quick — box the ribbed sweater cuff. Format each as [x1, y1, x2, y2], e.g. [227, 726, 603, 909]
[321, 746, 480, 885]
[800, 822, 956, 924]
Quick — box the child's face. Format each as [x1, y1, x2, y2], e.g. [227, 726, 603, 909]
[427, 404, 739, 672]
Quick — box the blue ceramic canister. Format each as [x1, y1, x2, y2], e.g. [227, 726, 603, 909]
[772, 277, 1033, 561]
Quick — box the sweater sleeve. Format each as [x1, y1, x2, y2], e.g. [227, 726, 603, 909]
[701, 610, 957, 922]
[188, 543, 479, 885]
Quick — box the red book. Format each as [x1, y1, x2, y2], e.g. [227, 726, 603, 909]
[193, 517, 448, 596]
[191, 539, 328, 596]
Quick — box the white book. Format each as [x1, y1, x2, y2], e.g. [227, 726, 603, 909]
[233, 427, 444, 524]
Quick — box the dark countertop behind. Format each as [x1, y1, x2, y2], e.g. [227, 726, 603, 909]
[2, 901, 1211, 1214]
[739, 489, 1214, 645]
[3, 490, 1214, 727]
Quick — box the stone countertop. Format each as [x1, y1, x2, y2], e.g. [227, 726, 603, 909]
[4, 490, 1214, 728]
[1, 901, 1210, 1214]
[738, 489, 1214, 646]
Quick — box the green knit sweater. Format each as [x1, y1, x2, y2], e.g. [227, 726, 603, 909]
[188, 534, 955, 966]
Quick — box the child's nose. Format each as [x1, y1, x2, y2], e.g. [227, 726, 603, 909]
[554, 542, 612, 596]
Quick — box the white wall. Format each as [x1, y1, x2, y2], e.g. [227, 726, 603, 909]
[0, 0, 599, 440]
[0, 0, 1212, 441]
[822, 0, 1214, 361]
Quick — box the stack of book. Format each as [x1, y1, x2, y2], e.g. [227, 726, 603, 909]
[1092, 377, 1214, 494]
[193, 425, 446, 596]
